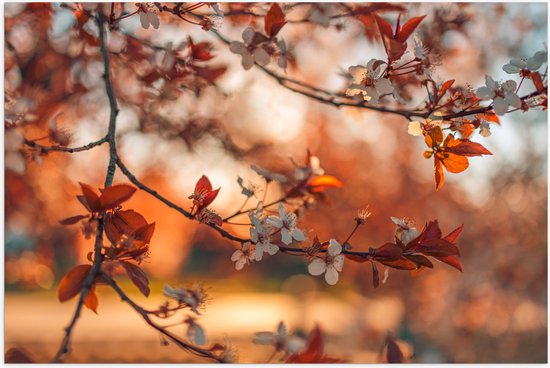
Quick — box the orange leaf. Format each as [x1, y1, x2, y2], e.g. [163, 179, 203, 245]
[477, 112, 500, 124]
[424, 126, 444, 148]
[78, 182, 100, 213]
[99, 184, 137, 211]
[395, 15, 426, 43]
[105, 210, 149, 244]
[58, 264, 92, 302]
[531, 71, 545, 91]
[306, 175, 343, 192]
[438, 152, 469, 173]
[84, 284, 98, 313]
[373, 242, 403, 261]
[264, 3, 286, 37]
[439, 79, 455, 99]
[121, 261, 150, 297]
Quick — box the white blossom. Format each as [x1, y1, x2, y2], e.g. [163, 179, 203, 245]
[163, 284, 208, 314]
[229, 27, 270, 70]
[391, 217, 420, 245]
[503, 50, 547, 74]
[476, 75, 521, 115]
[249, 211, 278, 260]
[253, 322, 306, 353]
[231, 242, 255, 270]
[266, 204, 306, 245]
[346, 59, 394, 105]
[308, 239, 344, 285]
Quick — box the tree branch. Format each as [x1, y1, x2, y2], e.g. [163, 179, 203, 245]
[115, 154, 248, 243]
[53, 13, 117, 362]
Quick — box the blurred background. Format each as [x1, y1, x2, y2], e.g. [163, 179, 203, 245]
[4, 2, 547, 363]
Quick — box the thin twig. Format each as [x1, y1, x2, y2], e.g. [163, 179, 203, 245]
[101, 273, 225, 363]
[24, 136, 108, 153]
[115, 154, 248, 243]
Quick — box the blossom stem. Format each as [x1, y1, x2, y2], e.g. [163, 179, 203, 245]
[342, 223, 361, 245]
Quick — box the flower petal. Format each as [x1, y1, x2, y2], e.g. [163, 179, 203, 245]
[502, 80, 517, 92]
[231, 250, 243, 262]
[266, 216, 283, 228]
[333, 255, 345, 272]
[291, 228, 306, 242]
[328, 239, 342, 256]
[281, 228, 292, 245]
[235, 258, 246, 270]
[348, 66, 367, 84]
[492, 97, 508, 116]
[242, 27, 255, 43]
[502, 64, 521, 74]
[504, 91, 521, 108]
[308, 258, 327, 276]
[407, 121, 423, 136]
[325, 267, 339, 285]
[254, 48, 270, 66]
[264, 243, 279, 255]
[476, 86, 493, 99]
[255, 245, 264, 261]
[375, 78, 394, 95]
[229, 41, 245, 54]
[242, 52, 255, 70]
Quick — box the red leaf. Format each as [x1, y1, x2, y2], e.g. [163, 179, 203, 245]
[386, 336, 405, 363]
[445, 140, 493, 156]
[395, 15, 426, 43]
[58, 264, 92, 302]
[404, 254, 434, 268]
[78, 182, 100, 213]
[286, 325, 346, 363]
[84, 284, 98, 313]
[59, 214, 88, 225]
[444, 224, 464, 244]
[264, 3, 286, 37]
[439, 79, 455, 99]
[373, 14, 394, 39]
[437, 255, 463, 272]
[99, 184, 137, 211]
[202, 188, 220, 209]
[419, 220, 442, 241]
[373, 243, 403, 261]
[121, 261, 150, 297]
[194, 175, 213, 196]
[378, 258, 417, 270]
[415, 239, 460, 257]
